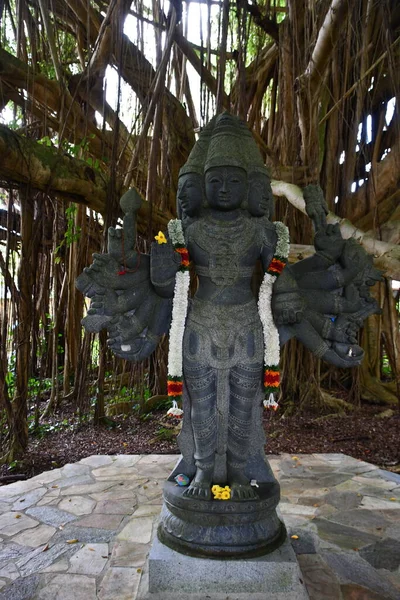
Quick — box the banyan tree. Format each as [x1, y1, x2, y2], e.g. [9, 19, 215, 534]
[0, 0, 399, 461]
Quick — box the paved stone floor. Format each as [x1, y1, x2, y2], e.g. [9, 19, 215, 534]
[0, 453, 399, 600]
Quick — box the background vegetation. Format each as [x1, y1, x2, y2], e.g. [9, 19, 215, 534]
[0, 0, 399, 463]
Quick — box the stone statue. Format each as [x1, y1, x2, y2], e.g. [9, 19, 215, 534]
[76, 113, 381, 557]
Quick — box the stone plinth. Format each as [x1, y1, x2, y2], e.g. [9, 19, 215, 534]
[158, 480, 285, 558]
[139, 535, 309, 599]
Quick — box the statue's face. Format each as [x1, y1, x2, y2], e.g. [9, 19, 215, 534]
[248, 173, 273, 217]
[177, 173, 203, 217]
[205, 167, 247, 212]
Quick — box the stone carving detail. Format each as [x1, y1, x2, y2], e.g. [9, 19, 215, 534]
[76, 112, 381, 558]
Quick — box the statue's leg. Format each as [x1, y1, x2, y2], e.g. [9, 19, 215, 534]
[228, 363, 262, 500]
[182, 358, 217, 500]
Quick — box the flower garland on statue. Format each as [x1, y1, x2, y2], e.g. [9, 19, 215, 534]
[161, 219, 190, 402]
[258, 221, 290, 411]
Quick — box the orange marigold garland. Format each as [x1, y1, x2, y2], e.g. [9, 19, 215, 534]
[258, 222, 290, 410]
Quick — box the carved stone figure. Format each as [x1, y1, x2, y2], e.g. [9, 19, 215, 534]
[76, 112, 381, 557]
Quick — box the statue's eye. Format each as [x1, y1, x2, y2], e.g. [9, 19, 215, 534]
[209, 177, 220, 184]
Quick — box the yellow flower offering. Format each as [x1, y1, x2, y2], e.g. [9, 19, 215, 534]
[211, 484, 231, 500]
[155, 231, 167, 244]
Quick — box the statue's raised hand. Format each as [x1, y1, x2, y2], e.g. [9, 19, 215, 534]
[150, 239, 181, 298]
[314, 223, 345, 264]
[303, 184, 329, 231]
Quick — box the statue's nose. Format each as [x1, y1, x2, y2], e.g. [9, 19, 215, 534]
[221, 178, 228, 193]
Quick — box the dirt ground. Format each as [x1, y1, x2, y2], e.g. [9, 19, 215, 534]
[1, 403, 399, 482]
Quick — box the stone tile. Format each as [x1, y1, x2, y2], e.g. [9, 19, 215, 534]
[322, 550, 400, 599]
[12, 524, 56, 547]
[353, 476, 397, 490]
[31, 469, 63, 485]
[58, 496, 96, 516]
[318, 473, 353, 488]
[324, 490, 363, 511]
[330, 508, 392, 534]
[0, 542, 32, 568]
[0, 479, 43, 499]
[109, 455, 143, 468]
[26, 506, 77, 527]
[93, 499, 136, 515]
[0, 512, 39, 536]
[54, 475, 94, 490]
[37, 497, 60, 507]
[91, 466, 140, 479]
[79, 455, 113, 468]
[53, 525, 114, 544]
[35, 573, 97, 599]
[97, 566, 141, 600]
[68, 543, 109, 575]
[359, 496, 400, 510]
[279, 502, 318, 517]
[60, 481, 119, 497]
[132, 504, 162, 518]
[340, 583, 393, 599]
[288, 529, 318, 555]
[16, 543, 76, 577]
[0, 572, 40, 600]
[359, 538, 400, 571]
[314, 518, 380, 550]
[60, 464, 91, 478]
[117, 516, 154, 543]
[0, 503, 11, 516]
[334, 480, 364, 493]
[374, 469, 400, 485]
[0, 562, 20, 580]
[11, 487, 47, 511]
[137, 454, 176, 465]
[297, 553, 342, 600]
[74, 514, 123, 530]
[110, 541, 148, 567]
[90, 484, 142, 502]
[41, 557, 70, 573]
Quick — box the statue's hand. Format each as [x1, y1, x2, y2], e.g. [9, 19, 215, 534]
[314, 223, 345, 263]
[88, 290, 120, 317]
[272, 291, 304, 325]
[150, 240, 181, 294]
[84, 253, 121, 288]
[303, 184, 329, 231]
[331, 315, 360, 344]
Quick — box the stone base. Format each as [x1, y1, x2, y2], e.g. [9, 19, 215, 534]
[158, 480, 285, 558]
[137, 535, 309, 599]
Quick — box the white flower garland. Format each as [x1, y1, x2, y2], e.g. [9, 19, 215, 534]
[257, 221, 290, 407]
[166, 219, 190, 398]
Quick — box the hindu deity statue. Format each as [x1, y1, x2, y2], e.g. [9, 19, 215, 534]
[76, 113, 381, 557]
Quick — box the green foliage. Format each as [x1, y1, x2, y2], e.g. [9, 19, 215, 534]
[155, 427, 176, 441]
[55, 203, 81, 263]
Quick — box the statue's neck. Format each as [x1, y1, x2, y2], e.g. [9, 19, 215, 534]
[209, 208, 241, 221]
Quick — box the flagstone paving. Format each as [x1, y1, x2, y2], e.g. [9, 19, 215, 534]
[0, 453, 399, 600]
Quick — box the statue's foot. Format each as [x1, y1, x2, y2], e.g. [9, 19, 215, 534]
[230, 483, 258, 501]
[227, 464, 258, 501]
[182, 468, 213, 501]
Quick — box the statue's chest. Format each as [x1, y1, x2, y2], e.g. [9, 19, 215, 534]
[187, 217, 260, 286]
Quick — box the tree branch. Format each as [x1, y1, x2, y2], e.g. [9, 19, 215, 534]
[271, 179, 400, 280]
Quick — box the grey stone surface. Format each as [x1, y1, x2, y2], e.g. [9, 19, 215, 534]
[35, 573, 97, 599]
[0, 573, 40, 600]
[16, 543, 76, 577]
[359, 538, 400, 571]
[147, 535, 309, 596]
[0, 512, 39, 536]
[11, 488, 47, 511]
[0, 453, 399, 600]
[322, 550, 400, 599]
[26, 506, 77, 527]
